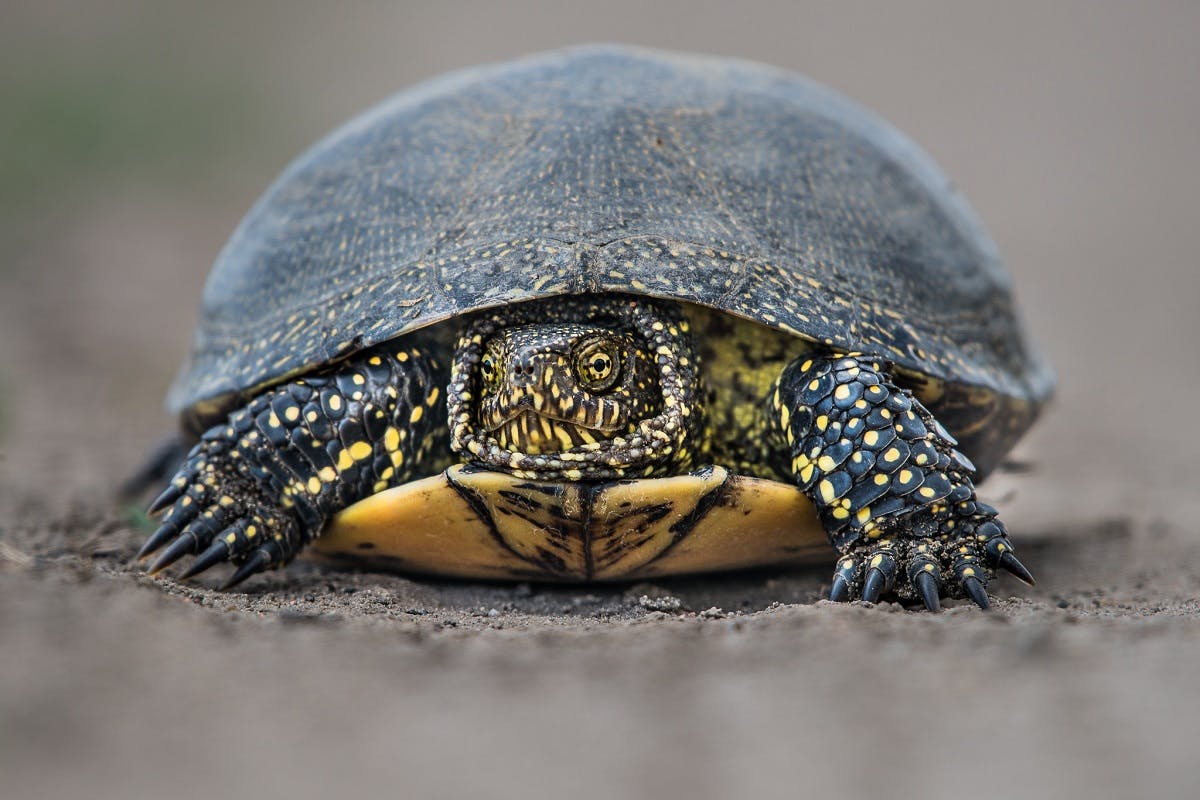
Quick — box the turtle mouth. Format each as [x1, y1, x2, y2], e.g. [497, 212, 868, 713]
[483, 405, 625, 434]
[486, 410, 622, 454]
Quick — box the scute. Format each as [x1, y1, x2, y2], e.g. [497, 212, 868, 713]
[170, 45, 1052, 424]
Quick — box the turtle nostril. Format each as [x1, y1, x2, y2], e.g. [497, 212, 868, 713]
[509, 354, 536, 382]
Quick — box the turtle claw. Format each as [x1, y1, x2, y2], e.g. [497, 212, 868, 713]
[998, 551, 1036, 586]
[962, 576, 991, 610]
[860, 569, 885, 603]
[147, 533, 197, 575]
[860, 549, 897, 603]
[913, 570, 941, 612]
[221, 549, 272, 590]
[147, 484, 183, 515]
[136, 523, 178, 561]
[179, 539, 231, 580]
[828, 557, 859, 602]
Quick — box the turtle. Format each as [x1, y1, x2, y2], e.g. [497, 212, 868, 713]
[136, 45, 1053, 609]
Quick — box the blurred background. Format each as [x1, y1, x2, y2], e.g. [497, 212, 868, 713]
[2, 2, 1198, 799]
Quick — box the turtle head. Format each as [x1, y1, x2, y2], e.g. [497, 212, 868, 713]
[448, 296, 702, 480]
[477, 322, 661, 454]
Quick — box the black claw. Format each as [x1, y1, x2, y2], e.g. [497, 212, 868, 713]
[221, 549, 270, 590]
[147, 533, 197, 575]
[179, 540, 231, 580]
[962, 576, 991, 610]
[147, 485, 182, 515]
[136, 524, 177, 561]
[829, 575, 851, 602]
[914, 570, 941, 612]
[999, 552, 1036, 586]
[861, 569, 885, 603]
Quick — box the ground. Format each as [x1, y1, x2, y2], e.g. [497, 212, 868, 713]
[2, 3, 1199, 799]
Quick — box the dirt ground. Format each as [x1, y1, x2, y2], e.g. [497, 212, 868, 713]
[3, 3, 1199, 799]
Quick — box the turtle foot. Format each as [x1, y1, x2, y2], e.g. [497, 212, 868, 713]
[137, 434, 302, 586]
[824, 521, 1033, 611]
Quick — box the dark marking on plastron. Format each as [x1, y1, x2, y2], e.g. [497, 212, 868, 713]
[593, 501, 675, 567]
[535, 546, 568, 573]
[581, 483, 598, 580]
[512, 481, 566, 498]
[498, 490, 543, 513]
[641, 477, 732, 568]
[445, 471, 530, 565]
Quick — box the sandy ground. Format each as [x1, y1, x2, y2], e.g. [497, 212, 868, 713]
[2, 3, 1199, 799]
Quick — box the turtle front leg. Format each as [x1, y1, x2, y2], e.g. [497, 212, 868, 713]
[770, 353, 1034, 610]
[138, 341, 445, 588]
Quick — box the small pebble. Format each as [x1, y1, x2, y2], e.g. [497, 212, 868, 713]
[639, 595, 683, 612]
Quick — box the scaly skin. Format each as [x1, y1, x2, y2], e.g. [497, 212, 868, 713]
[770, 353, 1034, 609]
[447, 296, 703, 480]
[138, 340, 445, 587]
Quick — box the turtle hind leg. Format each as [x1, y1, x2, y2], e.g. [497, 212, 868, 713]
[769, 352, 1034, 609]
[137, 340, 445, 587]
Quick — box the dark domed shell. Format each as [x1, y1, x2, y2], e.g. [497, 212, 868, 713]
[170, 45, 1053, 417]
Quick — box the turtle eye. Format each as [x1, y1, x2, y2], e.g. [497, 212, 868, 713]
[574, 339, 622, 392]
[479, 352, 501, 392]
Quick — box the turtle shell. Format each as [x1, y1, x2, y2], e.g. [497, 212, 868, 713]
[171, 45, 1052, 442]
